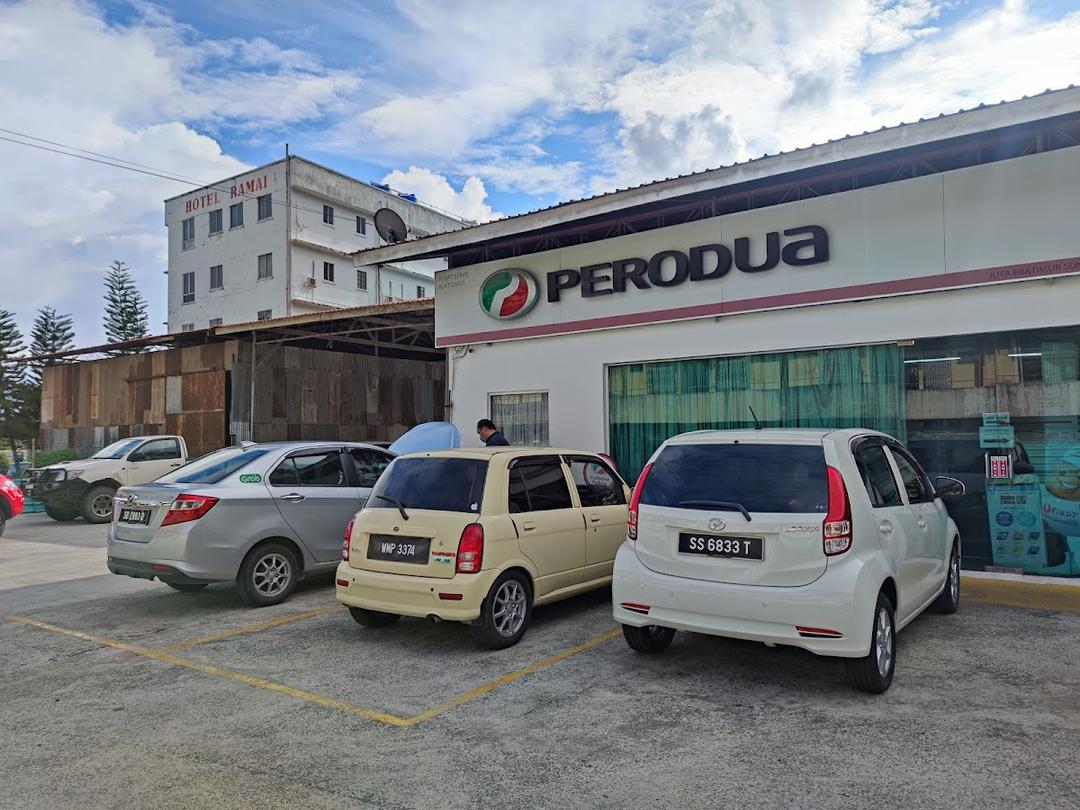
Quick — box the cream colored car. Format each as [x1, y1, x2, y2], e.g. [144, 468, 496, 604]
[335, 448, 630, 648]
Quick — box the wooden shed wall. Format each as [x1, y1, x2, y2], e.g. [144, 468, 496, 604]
[39, 342, 238, 458]
[229, 343, 445, 443]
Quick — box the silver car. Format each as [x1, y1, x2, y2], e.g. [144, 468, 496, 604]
[107, 442, 395, 606]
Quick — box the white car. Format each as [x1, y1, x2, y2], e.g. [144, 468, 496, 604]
[612, 429, 963, 693]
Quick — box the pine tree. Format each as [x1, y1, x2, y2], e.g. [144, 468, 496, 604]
[103, 260, 149, 349]
[0, 309, 33, 463]
[28, 306, 75, 385]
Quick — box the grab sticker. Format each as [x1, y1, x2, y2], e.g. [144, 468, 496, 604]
[239, 473, 262, 483]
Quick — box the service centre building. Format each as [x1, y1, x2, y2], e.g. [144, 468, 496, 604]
[355, 87, 1080, 578]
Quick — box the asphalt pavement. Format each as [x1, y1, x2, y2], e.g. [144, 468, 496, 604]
[1, 514, 1078, 809]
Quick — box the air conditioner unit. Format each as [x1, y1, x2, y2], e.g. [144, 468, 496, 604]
[303, 277, 317, 288]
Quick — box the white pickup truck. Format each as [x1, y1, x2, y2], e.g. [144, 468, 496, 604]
[26, 436, 190, 524]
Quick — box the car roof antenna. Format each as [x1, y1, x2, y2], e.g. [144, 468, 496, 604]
[748, 405, 763, 431]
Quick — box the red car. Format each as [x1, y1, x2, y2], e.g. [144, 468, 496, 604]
[0, 473, 26, 536]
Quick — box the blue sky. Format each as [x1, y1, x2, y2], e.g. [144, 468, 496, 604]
[1, 0, 1079, 344]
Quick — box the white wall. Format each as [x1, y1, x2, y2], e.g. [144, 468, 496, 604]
[440, 146, 1080, 452]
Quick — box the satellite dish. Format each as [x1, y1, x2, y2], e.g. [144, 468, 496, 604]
[374, 208, 408, 243]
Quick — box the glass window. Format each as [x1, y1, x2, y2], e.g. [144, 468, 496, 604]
[182, 217, 195, 250]
[889, 448, 930, 504]
[209, 318, 223, 328]
[208, 209, 223, 235]
[854, 443, 903, 507]
[257, 309, 272, 321]
[210, 265, 223, 291]
[323, 261, 335, 282]
[182, 271, 195, 304]
[356, 269, 368, 291]
[323, 205, 334, 225]
[92, 438, 143, 459]
[369, 457, 487, 513]
[257, 253, 272, 280]
[642, 443, 829, 514]
[133, 438, 181, 461]
[567, 457, 626, 507]
[508, 457, 573, 513]
[158, 447, 270, 484]
[257, 194, 272, 221]
[416, 285, 425, 298]
[349, 448, 393, 488]
[181, 323, 194, 332]
[269, 451, 346, 487]
[356, 215, 366, 234]
[491, 392, 549, 446]
[230, 202, 244, 228]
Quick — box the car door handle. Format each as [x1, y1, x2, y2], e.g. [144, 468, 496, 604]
[169, 464, 183, 468]
[522, 521, 536, 532]
[280, 493, 306, 503]
[589, 515, 602, 523]
[879, 521, 894, 536]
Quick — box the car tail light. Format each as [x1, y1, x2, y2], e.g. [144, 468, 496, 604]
[342, 517, 355, 561]
[627, 463, 653, 541]
[161, 494, 219, 526]
[823, 466, 852, 555]
[456, 524, 484, 573]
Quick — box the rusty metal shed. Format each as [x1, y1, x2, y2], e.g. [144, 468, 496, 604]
[34, 301, 443, 458]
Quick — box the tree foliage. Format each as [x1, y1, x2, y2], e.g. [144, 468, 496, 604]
[103, 260, 149, 349]
[0, 309, 34, 452]
[28, 306, 75, 385]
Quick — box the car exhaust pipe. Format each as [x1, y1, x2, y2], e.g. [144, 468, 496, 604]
[426, 614, 442, 624]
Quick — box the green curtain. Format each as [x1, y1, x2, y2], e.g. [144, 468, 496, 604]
[608, 344, 905, 479]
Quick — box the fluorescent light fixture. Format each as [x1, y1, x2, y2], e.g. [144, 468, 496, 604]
[903, 356, 961, 365]
[1008, 352, 1042, 358]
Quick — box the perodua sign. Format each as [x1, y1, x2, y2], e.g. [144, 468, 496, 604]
[546, 226, 828, 302]
[478, 226, 828, 318]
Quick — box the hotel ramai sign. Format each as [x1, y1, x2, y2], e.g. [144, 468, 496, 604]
[184, 174, 269, 213]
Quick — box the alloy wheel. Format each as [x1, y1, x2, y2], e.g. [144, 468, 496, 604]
[92, 493, 114, 519]
[950, 552, 960, 604]
[875, 607, 894, 678]
[252, 553, 292, 598]
[492, 579, 527, 637]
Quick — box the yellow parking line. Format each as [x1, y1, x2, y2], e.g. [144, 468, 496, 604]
[403, 628, 621, 726]
[961, 577, 1080, 613]
[159, 605, 341, 653]
[8, 614, 410, 727]
[7, 615, 621, 727]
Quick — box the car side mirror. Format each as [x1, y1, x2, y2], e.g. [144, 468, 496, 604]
[128, 452, 144, 463]
[934, 476, 966, 497]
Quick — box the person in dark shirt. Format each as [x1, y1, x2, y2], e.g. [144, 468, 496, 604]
[477, 419, 510, 447]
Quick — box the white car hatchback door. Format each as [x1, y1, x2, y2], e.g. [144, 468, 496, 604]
[631, 436, 831, 588]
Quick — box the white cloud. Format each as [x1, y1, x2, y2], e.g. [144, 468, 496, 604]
[381, 167, 501, 223]
[0, 0, 360, 343]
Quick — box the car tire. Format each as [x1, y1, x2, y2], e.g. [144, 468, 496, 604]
[81, 484, 116, 524]
[347, 607, 401, 627]
[471, 570, 532, 650]
[0, 513, 5, 538]
[930, 542, 960, 615]
[45, 505, 80, 521]
[166, 582, 208, 592]
[237, 542, 298, 607]
[622, 624, 676, 654]
[845, 591, 896, 694]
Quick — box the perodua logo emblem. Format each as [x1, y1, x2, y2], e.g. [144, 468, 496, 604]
[479, 269, 539, 320]
[707, 517, 726, 532]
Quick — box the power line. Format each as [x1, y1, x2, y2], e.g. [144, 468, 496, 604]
[0, 128, 467, 223]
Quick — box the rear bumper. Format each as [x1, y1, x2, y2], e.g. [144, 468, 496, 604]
[611, 543, 874, 658]
[107, 558, 212, 586]
[107, 523, 238, 582]
[335, 562, 499, 622]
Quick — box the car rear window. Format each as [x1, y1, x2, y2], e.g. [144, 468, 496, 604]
[641, 443, 829, 514]
[369, 457, 488, 514]
[158, 447, 270, 485]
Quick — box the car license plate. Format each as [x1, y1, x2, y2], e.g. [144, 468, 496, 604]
[367, 535, 431, 564]
[118, 508, 151, 526]
[678, 533, 763, 560]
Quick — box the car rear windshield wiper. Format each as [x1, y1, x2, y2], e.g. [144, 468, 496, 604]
[372, 493, 409, 521]
[677, 500, 752, 522]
